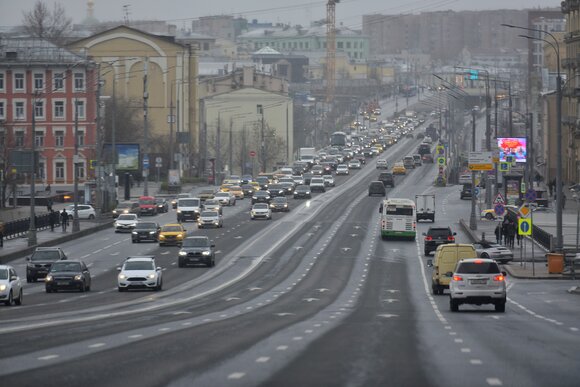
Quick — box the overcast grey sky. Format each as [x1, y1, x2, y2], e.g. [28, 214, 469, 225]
[0, 0, 559, 29]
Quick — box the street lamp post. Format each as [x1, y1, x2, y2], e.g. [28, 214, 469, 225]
[72, 98, 80, 233]
[502, 23, 563, 252]
[28, 93, 39, 246]
[470, 108, 478, 230]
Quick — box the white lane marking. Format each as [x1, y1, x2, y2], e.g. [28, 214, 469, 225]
[110, 252, 120, 256]
[128, 334, 143, 339]
[377, 314, 398, 318]
[81, 254, 90, 259]
[470, 359, 483, 365]
[159, 327, 171, 331]
[461, 348, 471, 353]
[228, 372, 246, 380]
[486, 378, 503, 386]
[93, 249, 103, 254]
[183, 322, 193, 326]
[509, 298, 564, 327]
[276, 345, 288, 351]
[454, 338, 463, 343]
[88, 343, 106, 348]
[292, 336, 303, 341]
[570, 327, 579, 332]
[161, 251, 170, 255]
[305, 330, 313, 334]
[255, 357, 270, 363]
[38, 355, 59, 360]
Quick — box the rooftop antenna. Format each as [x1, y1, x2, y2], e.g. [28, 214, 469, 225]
[123, 4, 131, 25]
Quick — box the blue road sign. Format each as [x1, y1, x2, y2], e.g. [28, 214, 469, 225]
[494, 203, 505, 216]
[518, 218, 532, 236]
[525, 189, 537, 202]
[474, 187, 480, 197]
[143, 155, 149, 169]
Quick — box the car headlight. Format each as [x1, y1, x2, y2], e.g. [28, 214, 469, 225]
[112, 210, 118, 214]
[270, 204, 275, 208]
[27, 263, 34, 268]
[284, 204, 288, 207]
[74, 274, 82, 281]
[123, 210, 129, 214]
[114, 222, 119, 227]
[177, 234, 183, 239]
[179, 251, 187, 256]
[118, 274, 127, 280]
[177, 209, 182, 213]
[147, 273, 156, 279]
[149, 231, 156, 234]
[0, 284, 6, 291]
[202, 251, 211, 256]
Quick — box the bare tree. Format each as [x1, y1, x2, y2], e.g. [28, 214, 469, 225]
[22, 1, 72, 45]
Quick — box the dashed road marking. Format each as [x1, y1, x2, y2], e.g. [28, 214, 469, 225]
[276, 345, 288, 351]
[255, 357, 270, 363]
[228, 372, 246, 380]
[88, 343, 106, 348]
[461, 348, 471, 353]
[38, 354, 59, 360]
[486, 378, 503, 386]
[470, 359, 483, 365]
[128, 334, 143, 339]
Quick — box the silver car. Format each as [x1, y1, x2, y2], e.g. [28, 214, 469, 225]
[472, 241, 514, 264]
[250, 203, 272, 220]
[449, 258, 507, 312]
[0, 265, 23, 306]
[197, 210, 223, 229]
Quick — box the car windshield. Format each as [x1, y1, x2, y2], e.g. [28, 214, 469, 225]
[201, 211, 218, 217]
[274, 197, 286, 203]
[162, 226, 183, 232]
[116, 203, 131, 208]
[179, 199, 200, 206]
[135, 223, 157, 230]
[51, 262, 81, 272]
[182, 238, 210, 247]
[139, 198, 155, 205]
[124, 261, 154, 271]
[429, 229, 451, 237]
[31, 250, 61, 261]
[456, 262, 500, 274]
[254, 204, 268, 209]
[118, 214, 136, 220]
[0, 269, 8, 280]
[155, 199, 165, 204]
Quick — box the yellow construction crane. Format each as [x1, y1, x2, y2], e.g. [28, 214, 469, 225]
[326, 0, 339, 103]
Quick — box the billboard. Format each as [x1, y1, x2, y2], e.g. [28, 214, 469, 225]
[103, 143, 140, 171]
[497, 137, 526, 163]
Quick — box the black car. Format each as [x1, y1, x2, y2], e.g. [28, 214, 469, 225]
[132, 221, 161, 243]
[178, 236, 216, 268]
[241, 184, 255, 197]
[45, 260, 91, 293]
[423, 227, 456, 256]
[280, 182, 295, 195]
[294, 185, 312, 199]
[270, 196, 290, 212]
[252, 190, 272, 204]
[256, 176, 270, 190]
[378, 172, 395, 187]
[368, 181, 386, 196]
[268, 184, 286, 197]
[460, 183, 472, 200]
[154, 198, 169, 213]
[26, 247, 68, 283]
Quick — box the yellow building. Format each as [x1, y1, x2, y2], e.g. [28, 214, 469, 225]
[67, 25, 198, 175]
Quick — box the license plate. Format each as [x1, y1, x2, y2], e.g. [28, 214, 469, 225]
[470, 279, 487, 284]
[57, 281, 69, 285]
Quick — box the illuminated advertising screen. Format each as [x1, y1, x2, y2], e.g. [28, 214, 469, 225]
[497, 137, 526, 163]
[103, 143, 140, 171]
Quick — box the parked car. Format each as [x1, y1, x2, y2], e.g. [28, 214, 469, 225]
[472, 240, 514, 264]
[64, 204, 96, 220]
[178, 236, 216, 268]
[0, 265, 23, 306]
[117, 256, 162, 291]
[131, 221, 161, 243]
[45, 260, 91, 293]
[26, 247, 68, 283]
[114, 214, 139, 233]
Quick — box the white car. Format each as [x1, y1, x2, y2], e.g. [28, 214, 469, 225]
[250, 203, 272, 220]
[449, 258, 507, 312]
[197, 210, 223, 229]
[336, 164, 349, 175]
[117, 256, 162, 292]
[114, 213, 139, 232]
[348, 159, 362, 169]
[309, 177, 326, 193]
[323, 174, 335, 187]
[214, 191, 236, 206]
[376, 158, 389, 169]
[0, 265, 23, 306]
[64, 204, 96, 220]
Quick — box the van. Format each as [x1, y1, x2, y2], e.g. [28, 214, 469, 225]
[177, 197, 202, 222]
[429, 244, 477, 295]
[403, 156, 415, 169]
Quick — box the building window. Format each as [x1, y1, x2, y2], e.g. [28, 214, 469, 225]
[76, 161, 86, 179]
[53, 72, 64, 91]
[299, 42, 303, 49]
[54, 100, 65, 119]
[15, 131, 24, 147]
[323, 42, 327, 49]
[74, 73, 85, 91]
[0, 100, 4, 119]
[346, 42, 351, 49]
[14, 73, 25, 91]
[74, 100, 85, 119]
[337, 42, 343, 49]
[55, 130, 65, 147]
[305, 42, 309, 49]
[35, 130, 44, 147]
[34, 73, 44, 90]
[55, 161, 65, 180]
[38, 161, 46, 180]
[0, 72, 4, 91]
[34, 100, 44, 119]
[14, 101, 25, 120]
[77, 130, 85, 147]
[354, 42, 358, 49]
[203, 42, 209, 51]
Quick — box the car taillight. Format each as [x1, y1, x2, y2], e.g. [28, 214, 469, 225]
[452, 275, 463, 282]
[493, 275, 505, 282]
[448, 236, 455, 241]
[425, 236, 433, 241]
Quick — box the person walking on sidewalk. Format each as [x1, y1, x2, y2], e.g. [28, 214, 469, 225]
[501, 219, 509, 245]
[0, 222, 4, 247]
[508, 220, 517, 249]
[61, 209, 68, 232]
[49, 210, 57, 232]
[494, 223, 502, 245]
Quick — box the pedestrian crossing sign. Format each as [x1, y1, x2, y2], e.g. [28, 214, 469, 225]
[499, 162, 510, 172]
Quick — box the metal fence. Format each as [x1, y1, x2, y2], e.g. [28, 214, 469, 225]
[3, 213, 62, 240]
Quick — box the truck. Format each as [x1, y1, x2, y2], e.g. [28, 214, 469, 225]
[415, 194, 435, 222]
[299, 147, 317, 164]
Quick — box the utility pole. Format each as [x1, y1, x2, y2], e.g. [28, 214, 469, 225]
[258, 104, 265, 173]
[111, 76, 117, 205]
[216, 112, 222, 183]
[95, 65, 103, 214]
[470, 109, 477, 231]
[28, 93, 38, 247]
[485, 74, 492, 209]
[142, 58, 149, 196]
[72, 98, 80, 232]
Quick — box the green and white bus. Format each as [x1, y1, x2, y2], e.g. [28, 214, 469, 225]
[379, 198, 417, 240]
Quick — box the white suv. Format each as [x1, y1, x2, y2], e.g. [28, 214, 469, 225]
[309, 177, 326, 193]
[117, 256, 162, 292]
[449, 258, 507, 312]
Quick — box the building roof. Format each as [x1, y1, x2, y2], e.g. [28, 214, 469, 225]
[239, 25, 363, 39]
[0, 37, 86, 64]
[253, 46, 281, 55]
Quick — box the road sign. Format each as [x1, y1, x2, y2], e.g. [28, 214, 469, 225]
[474, 187, 480, 197]
[525, 189, 537, 202]
[518, 218, 532, 236]
[249, 150, 256, 157]
[493, 192, 505, 204]
[438, 166, 444, 175]
[437, 157, 445, 166]
[494, 203, 505, 217]
[519, 204, 531, 218]
[436, 145, 445, 155]
[468, 151, 493, 171]
[499, 162, 510, 172]
[143, 155, 149, 169]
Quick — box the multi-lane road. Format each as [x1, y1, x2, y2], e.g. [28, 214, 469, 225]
[1, 120, 579, 387]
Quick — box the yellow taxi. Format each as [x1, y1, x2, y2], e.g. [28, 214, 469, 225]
[372, 143, 384, 152]
[392, 162, 406, 175]
[249, 181, 260, 191]
[229, 185, 244, 200]
[219, 183, 233, 192]
[158, 223, 187, 246]
[370, 116, 378, 122]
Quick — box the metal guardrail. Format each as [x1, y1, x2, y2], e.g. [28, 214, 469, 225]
[3, 213, 61, 240]
[505, 208, 553, 251]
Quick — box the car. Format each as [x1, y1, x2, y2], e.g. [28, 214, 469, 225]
[197, 210, 223, 229]
[138, 196, 157, 216]
[473, 240, 514, 264]
[292, 175, 305, 185]
[460, 184, 472, 200]
[480, 209, 500, 220]
[376, 158, 389, 169]
[117, 256, 162, 291]
[270, 196, 290, 212]
[198, 189, 216, 202]
[378, 172, 395, 187]
[268, 184, 286, 197]
[280, 181, 295, 195]
[228, 185, 244, 200]
[26, 247, 68, 283]
[202, 198, 223, 215]
[240, 184, 256, 198]
[368, 181, 386, 196]
[154, 197, 169, 213]
[255, 176, 270, 190]
[114, 213, 139, 233]
[323, 174, 335, 187]
[178, 236, 216, 268]
[0, 265, 23, 306]
[219, 183, 233, 192]
[311, 165, 324, 175]
[449, 258, 507, 312]
[310, 177, 326, 193]
[251, 203, 272, 220]
[348, 159, 362, 169]
[422, 153, 434, 163]
[158, 223, 187, 246]
[177, 197, 202, 222]
[336, 164, 349, 175]
[302, 173, 314, 185]
[45, 260, 91, 293]
[171, 193, 191, 209]
[64, 204, 96, 220]
[131, 221, 161, 243]
[241, 174, 253, 184]
[112, 202, 140, 218]
[423, 227, 456, 256]
[294, 185, 311, 199]
[252, 190, 271, 204]
[412, 154, 423, 166]
[403, 156, 415, 169]
[214, 191, 236, 206]
[392, 162, 406, 175]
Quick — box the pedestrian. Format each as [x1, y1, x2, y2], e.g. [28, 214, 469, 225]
[509, 221, 517, 249]
[45, 184, 51, 194]
[551, 178, 556, 198]
[562, 193, 567, 209]
[494, 223, 502, 245]
[548, 181, 553, 197]
[0, 222, 4, 247]
[501, 219, 509, 245]
[46, 198, 53, 212]
[516, 229, 522, 246]
[49, 210, 56, 232]
[61, 209, 68, 232]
